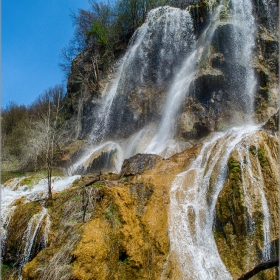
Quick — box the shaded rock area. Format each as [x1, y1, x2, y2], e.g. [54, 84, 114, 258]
[121, 153, 162, 176]
[262, 110, 279, 134]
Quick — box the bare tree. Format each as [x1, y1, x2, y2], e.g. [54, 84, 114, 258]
[28, 85, 65, 199]
[237, 259, 279, 280]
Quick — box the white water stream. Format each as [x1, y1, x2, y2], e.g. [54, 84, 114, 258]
[18, 206, 49, 279]
[146, 4, 224, 155]
[230, 0, 256, 119]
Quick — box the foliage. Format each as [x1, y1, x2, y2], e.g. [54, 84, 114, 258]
[59, 0, 192, 76]
[250, 145, 267, 167]
[249, 145, 257, 155]
[87, 22, 108, 45]
[1, 85, 67, 195]
[1, 262, 12, 277]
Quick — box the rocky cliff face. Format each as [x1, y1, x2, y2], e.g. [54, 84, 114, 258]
[64, 0, 278, 144]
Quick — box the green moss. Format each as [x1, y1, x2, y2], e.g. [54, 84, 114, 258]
[228, 158, 241, 173]
[93, 182, 101, 188]
[231, 167, 240, 173]
[219, 4, 230, 20]
[1, 170, 23, 184]
[105, 203, 123, 226]
[1, 262, 13, 277]
[72, 179, 79, 185]
[249, 145, 257, 155]
[20, 177, 39, 187]
[227, 157, 241, 184]
[257, 148, 267, 167]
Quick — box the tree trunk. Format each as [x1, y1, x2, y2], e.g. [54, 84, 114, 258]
[237, 259, 279, 280]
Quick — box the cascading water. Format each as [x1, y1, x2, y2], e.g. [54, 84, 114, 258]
[1, 0, 278, 278]
[71, 0, 260, 173]
[146, 4, 224, 155]
[66, 1, 277, 277]
[236, 137, 273, 263]
[70, 6, 196, 174]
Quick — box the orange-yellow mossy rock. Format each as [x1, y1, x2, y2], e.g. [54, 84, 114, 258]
[161, 251, 183, 280]
[72, 219, 113, 279]
[70, 148, 201, 280]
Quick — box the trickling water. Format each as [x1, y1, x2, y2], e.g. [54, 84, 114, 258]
[18, 207, 49, 279]
[163, 125, 277, 279]
[254, 146, 271, 261]
[237, 146, 255, 231]
[236, 134, 272, 261]
[44, 213, 51, 247]
[88, 64, 124, 143]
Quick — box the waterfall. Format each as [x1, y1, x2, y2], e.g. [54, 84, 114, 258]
[70, 6, 196, 174]
[229, 0, 256, 119]
[71, 0, 260, 173]
[89, 6, 195, 144]
[146, 4, 224, 155]
[163, 125, 274, 279]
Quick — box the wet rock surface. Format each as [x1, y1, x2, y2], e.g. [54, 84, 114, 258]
[214, 131, 279, 279]
[121, 153, 162, 176]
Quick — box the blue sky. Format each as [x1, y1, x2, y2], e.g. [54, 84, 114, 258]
[2, 0, 92, 108]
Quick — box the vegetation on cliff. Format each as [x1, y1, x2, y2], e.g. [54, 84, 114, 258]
[60, 0, 199, 77]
